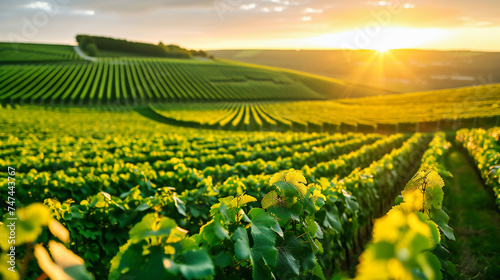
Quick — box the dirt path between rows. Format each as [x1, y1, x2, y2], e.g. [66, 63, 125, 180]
[443, 148, 500, 279]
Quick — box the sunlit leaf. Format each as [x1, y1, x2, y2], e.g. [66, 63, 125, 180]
[262, 190, 279, 209]
[129, 213, 177, 244]
[1, 203, 52, 250]
[48, 220, 70, 244]
[231, 194, 257, 208]
[285, 171, 307, 197]
[34, 241, 93, 280]
[269, 172, 286, 186]
[0, 253, 19, 280]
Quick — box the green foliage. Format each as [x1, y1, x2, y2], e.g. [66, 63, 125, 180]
[84, 43, 99, 57]
[191, 171, 326, 280]
[1, 105, 464, 280]
[76, 34, 195, 58]
[260, 84, 500, 131]
[457, 127, 500, 210]
[109, 212, 214, 280]
[0, 42, 83, 62]
[353, 133, 455, 280]
[0, 203, 93, 280]
[354, 171, 451, 280]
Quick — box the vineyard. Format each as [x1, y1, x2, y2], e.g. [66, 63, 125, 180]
[0, 43, 82, 63]
[1, 104, 500, 279]
[150, 84, 500, 133]
[1, 41, 500, 280]
[0, 43, 395, 106]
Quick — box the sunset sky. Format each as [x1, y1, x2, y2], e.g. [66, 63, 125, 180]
[1, 0, 500, 51]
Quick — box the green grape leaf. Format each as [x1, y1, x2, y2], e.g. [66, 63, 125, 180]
[276, 247, 300, 278]
[306, 217, 318, 237]
[165, 249, 214, 280]
[268, 204, 291, 227]
[300, 252, 318, 271]
[249, 208, 282, 246]
[274, 181, 299, 200]
[344, 192, 359, 213]
[250, 245, 278, 280]
[129, 213, 176, 244]
[134, 203, 151, 212]
[232, 227, 251, 260]
[213, 251, 233, 268]
[200, 216, 229, 244]
[420, 251, 443, 280]
[172, 193, 186, 216]
[210, 197, 234, 217]
[270, 171, 308, 198]
[321, 206, 343, 233]
[314, 221, 324, 239]
[214, 216, 230, 240]
[311, 263, 326, 280]
[302, 190, 317, 215]
[109, 241, 144, 280]
[289, 201, 303, 222]
[138, 246, 172, 279]
[217, 202, 231, 223]
[394, 195, 404, 206]
[430, 208, 455, 241]
[239, 209, 280, 280]
[233, 212, 280, 280]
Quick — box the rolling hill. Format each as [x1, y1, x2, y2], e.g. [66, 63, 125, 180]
[0, 42, 393, 106]
[209, 49, 500, 92]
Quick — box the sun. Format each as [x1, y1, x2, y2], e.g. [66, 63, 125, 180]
[299, 27, 447, 51]
[375, 47, 389, 53]
[369, 27, 446, 51]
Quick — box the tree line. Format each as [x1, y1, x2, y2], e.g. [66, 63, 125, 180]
[76, 35, 210, 59]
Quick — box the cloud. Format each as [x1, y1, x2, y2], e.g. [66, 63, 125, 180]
[0, 0, 499, 50]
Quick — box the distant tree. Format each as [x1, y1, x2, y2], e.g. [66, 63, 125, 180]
[75, 34, 208, 59]
[85, 43, 99, 56]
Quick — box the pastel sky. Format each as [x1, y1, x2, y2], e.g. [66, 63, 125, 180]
[1, 0, 500, 51]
